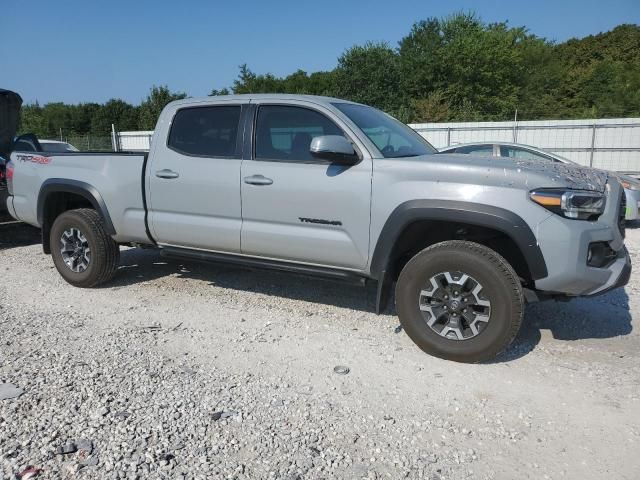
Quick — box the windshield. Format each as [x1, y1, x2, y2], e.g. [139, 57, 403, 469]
[546, 151, 576, 164]
[333, 103, 436, 158]
[40, 142, 78, 152]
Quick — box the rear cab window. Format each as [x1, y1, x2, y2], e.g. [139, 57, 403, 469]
[168, 105, 242, 157]
[13, 140, 37, 152]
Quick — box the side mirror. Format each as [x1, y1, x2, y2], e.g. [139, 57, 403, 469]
[310, 135, 359, 165]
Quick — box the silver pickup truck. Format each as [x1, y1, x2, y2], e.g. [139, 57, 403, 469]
[6, 94, 631, 362]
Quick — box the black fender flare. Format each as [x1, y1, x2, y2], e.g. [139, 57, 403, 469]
[370, 200, 548, 313]
[38, 179, 116, 252]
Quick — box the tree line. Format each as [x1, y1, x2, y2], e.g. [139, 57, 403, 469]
[19, 13, 640, 139]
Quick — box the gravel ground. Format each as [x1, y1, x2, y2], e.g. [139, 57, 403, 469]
[1, 214, 639, 479]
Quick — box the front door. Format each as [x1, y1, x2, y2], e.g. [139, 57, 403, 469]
[240, 103, 372, 270]
[148, 103, 244, 252]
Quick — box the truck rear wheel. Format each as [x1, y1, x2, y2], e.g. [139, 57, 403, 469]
[395, 240, 524, 363]
[50, 208, 120, 288]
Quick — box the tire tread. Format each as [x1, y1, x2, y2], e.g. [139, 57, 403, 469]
[50, 208, 119, 287]
[396, 240, 524, 363]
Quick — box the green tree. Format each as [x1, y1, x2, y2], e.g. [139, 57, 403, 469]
[16, 17, 640, 139]
[410, 90, 452, 122]
[19, 102, 46, 137]
[549, 24, 640, 118]
[91, 99, 138, 134]
[69, 103, 101, 134]
[334, 42, 404, 117]
[214, 19, 639, 122]
[138, 86, 187, 130]
[398, 18, 444, 102]
[232, 64, 282, 93]
[229, 65, 337, 96]
[399, 13, 549, 121]
[210, 87, 231, 96]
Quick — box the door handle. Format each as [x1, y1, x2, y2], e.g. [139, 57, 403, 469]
[244, 174, 273, 186]
[156, 169, 179, 179]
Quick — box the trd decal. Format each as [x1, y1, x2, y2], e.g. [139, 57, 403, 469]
[299, 217, 342, 226]
[16, 154, 51, 165]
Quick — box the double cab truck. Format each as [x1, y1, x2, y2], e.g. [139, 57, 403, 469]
[5, 94, 631, 362]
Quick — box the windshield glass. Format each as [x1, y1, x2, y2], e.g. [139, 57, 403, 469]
[41, 142, 78, 152]
[333, 103, 436, 158]
[546, 151, 575, 164]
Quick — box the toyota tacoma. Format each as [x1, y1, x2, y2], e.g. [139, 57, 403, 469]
[5, 94, 631, 362]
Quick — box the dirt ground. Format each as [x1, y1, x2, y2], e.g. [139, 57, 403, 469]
[1, 213, 639, 479]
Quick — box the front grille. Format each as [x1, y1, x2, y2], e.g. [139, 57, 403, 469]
[618, 192, 626, 237]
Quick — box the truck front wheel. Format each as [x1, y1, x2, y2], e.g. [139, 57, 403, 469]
[50, 208, 120, 288]
[395, 240, 524, 363]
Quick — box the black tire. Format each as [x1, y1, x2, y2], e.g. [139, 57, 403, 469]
[395, 240, 523, 363]
[50, 208, 120, 288]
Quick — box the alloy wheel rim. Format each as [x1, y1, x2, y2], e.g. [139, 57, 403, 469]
[60, 228, 91, 273]
[418, 271, 491, 340]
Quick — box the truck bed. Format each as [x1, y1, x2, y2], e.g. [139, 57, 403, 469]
[9, 151, 151, 244]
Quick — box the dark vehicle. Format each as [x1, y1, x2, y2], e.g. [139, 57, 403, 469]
[0, 89, 23, 212]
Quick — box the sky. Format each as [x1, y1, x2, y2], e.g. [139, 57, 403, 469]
[1, 0, 639, 105]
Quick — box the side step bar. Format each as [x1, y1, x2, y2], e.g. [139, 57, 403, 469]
[161, 247, 368, 285]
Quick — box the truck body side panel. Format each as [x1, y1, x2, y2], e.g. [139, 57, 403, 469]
[10, 152, 149, 244]
[145, 99, 244, 253]
[240, 99, 373, 270]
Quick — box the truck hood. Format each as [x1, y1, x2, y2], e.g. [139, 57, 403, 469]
[432, 153, 608, 193]
[0, 89, 23, 160]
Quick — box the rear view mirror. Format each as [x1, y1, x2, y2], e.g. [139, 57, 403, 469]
[310, 135, 359, 165]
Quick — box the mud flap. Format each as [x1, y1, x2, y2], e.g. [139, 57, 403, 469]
[375, 270, 392, 314]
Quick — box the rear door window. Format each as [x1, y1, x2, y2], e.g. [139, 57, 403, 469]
[168, 106, 242, 157]
[454, 145, 494, 156]
[500, 146, 556, 162]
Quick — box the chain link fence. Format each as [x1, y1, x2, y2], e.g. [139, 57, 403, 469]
[43, 135, 114, 152]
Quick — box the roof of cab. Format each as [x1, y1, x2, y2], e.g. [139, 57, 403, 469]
[168, 94, 361, 108]
[439, 141, 553, 152]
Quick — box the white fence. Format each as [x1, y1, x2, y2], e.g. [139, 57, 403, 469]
[113, 131, 154, 152]
[410, 118, 640, 174]
[114, 117, 640, 174]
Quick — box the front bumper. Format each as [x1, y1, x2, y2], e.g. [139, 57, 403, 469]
[586, 247, 631, 296]
[533, 180, 631, 296]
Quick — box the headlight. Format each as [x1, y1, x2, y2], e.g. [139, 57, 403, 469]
[530, 189, 605, 220]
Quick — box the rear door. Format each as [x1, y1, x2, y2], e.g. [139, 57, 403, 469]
[240, 102, 372, 269]
[147, 102, 245, 252]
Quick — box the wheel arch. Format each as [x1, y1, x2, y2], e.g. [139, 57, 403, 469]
[38, 179, 115, 254]
[370, 200, 548, 313]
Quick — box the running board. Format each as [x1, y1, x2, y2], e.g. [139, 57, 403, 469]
[161, 247, 367, 285]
